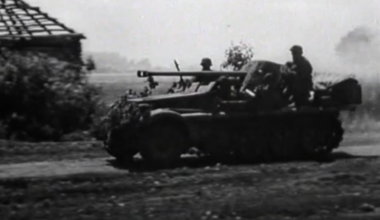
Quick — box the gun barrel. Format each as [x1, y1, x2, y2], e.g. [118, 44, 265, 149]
[137, 70, 247, 78]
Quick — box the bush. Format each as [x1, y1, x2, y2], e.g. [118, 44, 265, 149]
[0, 50, 104, 142]
[221, 41, 254, 71]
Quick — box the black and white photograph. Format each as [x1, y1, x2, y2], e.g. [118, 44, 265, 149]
[0, 0, 379, 219]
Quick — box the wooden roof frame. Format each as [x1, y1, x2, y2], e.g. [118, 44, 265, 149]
[0, 0, 85, 40]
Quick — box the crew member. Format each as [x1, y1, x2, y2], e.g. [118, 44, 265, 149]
[289, 45, 313, 108]
[201, 57, 212, 71]
[192, 57, 219, 84]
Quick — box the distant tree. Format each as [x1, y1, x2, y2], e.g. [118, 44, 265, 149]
[136, 58, 152, 70]
[83, 52, 157, 73]
[221, 41, 254, 70]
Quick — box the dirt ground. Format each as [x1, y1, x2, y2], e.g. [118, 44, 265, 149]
[1, 133, 380, 220]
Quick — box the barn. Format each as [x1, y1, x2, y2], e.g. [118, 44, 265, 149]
[0, 0, 85, 65]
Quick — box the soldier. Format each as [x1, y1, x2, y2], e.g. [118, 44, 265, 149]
[191, 57, 220, 84]
[288, 45, 313, 108]
[200, 57, 212, 71]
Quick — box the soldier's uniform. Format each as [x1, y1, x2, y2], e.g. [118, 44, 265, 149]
[289, 45, 313, 107]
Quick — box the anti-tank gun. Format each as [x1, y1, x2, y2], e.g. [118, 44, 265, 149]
[137, 69, 255, 98]
[104, 64, 363, 167]
[137, 69, 263, 112]
[137, 70, 246, 77]
[137, 69, 247, 86]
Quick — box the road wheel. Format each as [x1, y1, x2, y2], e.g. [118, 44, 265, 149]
[139, 122, 186, 166]
[300, 128, 333, 161]
[105, 130, 138, 165]
[269, 128, 297, 161]
[313, 120, 343, 161]
[325, 119, 344, 149]
[300, 128, 320, 159]
[234, 130, 269, 163]
[113, 148, 138, 165]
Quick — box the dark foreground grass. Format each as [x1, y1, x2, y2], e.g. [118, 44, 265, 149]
[1, 157, 380, 220]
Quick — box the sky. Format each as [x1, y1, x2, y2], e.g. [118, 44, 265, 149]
[27, 0, 380, 72]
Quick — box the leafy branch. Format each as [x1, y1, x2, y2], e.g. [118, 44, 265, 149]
[221, 41, 254, 71]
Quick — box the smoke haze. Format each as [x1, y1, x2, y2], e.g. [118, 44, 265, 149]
[335, 26, 380, 78]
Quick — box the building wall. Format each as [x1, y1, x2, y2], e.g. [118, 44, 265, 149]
[0, 36, 84, 65]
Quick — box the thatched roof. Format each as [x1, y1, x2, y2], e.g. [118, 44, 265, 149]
[0, 0, 85, 40]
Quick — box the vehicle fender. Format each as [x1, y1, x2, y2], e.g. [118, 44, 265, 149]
[143, 109, 193, 145]
[146, 109, 183, 123]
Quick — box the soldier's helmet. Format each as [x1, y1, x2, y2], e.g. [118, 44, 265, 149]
[290, 45, 303, 54]
[200, 57, 212, 67]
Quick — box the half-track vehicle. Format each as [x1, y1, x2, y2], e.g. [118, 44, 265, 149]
[103, 63, 362, 165]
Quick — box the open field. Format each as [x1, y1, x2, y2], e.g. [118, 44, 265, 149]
[89, 73, 179, 104]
